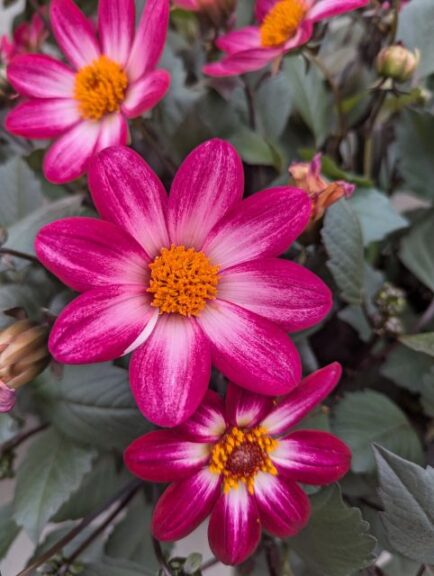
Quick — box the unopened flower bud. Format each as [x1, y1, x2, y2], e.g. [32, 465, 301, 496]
[375, 283, 406, 317]
[289, 154, 355, 222]
[0, 319, 50, 412]
[376, 44, 420, 83]
[383, 316, 404, 338]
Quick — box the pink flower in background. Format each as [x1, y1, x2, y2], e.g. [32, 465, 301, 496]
[5, 0, 170, 184]
[203, 0, 370, 77]
[174, 0, 235, 14]
[125, 363, 351, 565]
[0, 11, 48, 65]
[35, 139, 332, 427]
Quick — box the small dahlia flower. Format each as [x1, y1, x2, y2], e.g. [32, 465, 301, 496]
[203, 0, 369, 77]
[5, 0, 170, 184]
[125, 363, 351, 565]
[35, 139, 332, 427]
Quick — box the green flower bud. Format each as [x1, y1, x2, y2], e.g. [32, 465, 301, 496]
[377, 44, 420, 83]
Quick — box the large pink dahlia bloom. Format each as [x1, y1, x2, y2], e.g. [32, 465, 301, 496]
[5, 0, 170, 184]
[125, 363, 351, 565]
[203, 0, 369, 77]
[35, 139, 332, 427]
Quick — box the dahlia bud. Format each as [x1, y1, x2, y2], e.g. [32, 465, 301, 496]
[289, 154, 355, 222]
[376, 44, 420, 83]
[0, 319, 50, 412]
[375, 283, 406, 317]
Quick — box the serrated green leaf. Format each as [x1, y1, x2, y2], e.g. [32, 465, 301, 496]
[381, 344, 434, 392]
[13, 429, 96, 541]
[321, 200, 365, 304]
[332, 390, 423, 473]
[398, 0, 434, 78]
[374, 445, 434, 564]
[0, 503, 20, 560]
[291, 485, 376, 576]
[35, 364, 150, 450]
[400, 332, 434, 357]
[400, 214, 434, 292]
[349, 189, 408, 245]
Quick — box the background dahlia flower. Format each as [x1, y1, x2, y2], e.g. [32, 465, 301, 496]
[125, 363, 351, 566]
[203, 0, 370, 76]
[35, 139, 332, 427]
[5, 0, 170, 184]
[0, 10, 48, 65]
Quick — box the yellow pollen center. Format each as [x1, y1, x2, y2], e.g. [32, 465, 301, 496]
[209, 426, 278, 494]
[147, 245, 220, 317]
[260, 0, 307, 48]
[74, 56, 128, 120]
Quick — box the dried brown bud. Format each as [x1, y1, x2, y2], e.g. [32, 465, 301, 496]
[376, 44, 420, 83]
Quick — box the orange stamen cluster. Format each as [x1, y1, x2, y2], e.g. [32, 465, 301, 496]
[74, 56, 128, 120]
[209, 426, 278, 494]
[147, 245, 220, 317]
[260, 0, 307, 48]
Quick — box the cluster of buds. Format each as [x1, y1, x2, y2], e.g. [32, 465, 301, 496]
[173, 0, 236, 25]
[376, 43, 420, 83]
[289, 154, 355, 223]
[37, 555, 83, 576]
[373, 283, 406, 337]
[0, 319, 50, 412]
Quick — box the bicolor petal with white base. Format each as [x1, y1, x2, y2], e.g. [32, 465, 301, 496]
[6, 0, 170, 183]
[125, 362, 351, 565]
[36, 139, 333, 427]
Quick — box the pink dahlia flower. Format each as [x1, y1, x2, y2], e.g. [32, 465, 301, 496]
[5, 0, 170, 184]
[203, 0, 370, 77]
[0, 11, 48, 65]
[125, 363, 351, 565]
[35, 139, 332, 427]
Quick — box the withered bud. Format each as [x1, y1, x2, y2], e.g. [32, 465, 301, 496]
[376, 44, 420, 83]
[0, 319, 50, 412]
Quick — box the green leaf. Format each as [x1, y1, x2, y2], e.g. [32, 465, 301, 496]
[0, 413, 21, 443]
[374, 446, 434, 564]
[0, 504, 20, 560]
[400, 213, 434, 291]
[400, 332, 434, 357]
[349, 188, 408, 245]
[338, 305, 372, 342]
[256, 73, 292, 140]
[381, 344, 434, 392]
[229, 128, 280, 167]
[398, 0, 434, 78]
[284, 56, 333, 146]
[82, 557, 154, 576]
[396, 110, 434, 199]
[13, 429, 95, 541]
[0, 157, 46, 227]
[332, 390, 423, 473]
[421, 370, 434, 417]
[35, 364, 150, 450]
[291, 485, 376, 576]
[321, 199, 365, 304]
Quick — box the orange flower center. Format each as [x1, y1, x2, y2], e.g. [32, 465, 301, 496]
[74, 56, 128, 120]
[260, 0, 307, 48]
[209, 426, 278, 494]
[147, 245, 220, 317]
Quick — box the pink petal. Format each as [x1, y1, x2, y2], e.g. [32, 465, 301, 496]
[271, 430, 351, 484]
[124, 430, 210, 482]
[254, 472, 310, 537]
[216, 27, 261, 54]
[225, 382, 273, 428]
[0, 380, 16, 413]
[218, 258, 332, 332]
[174, 0, 200, 8]
[98, 0, 135, 67]
[178, 390, 227, 442]
[35, 217, 149, 292]
[283, 20, 314, 50]
[95, 113, 128, 153]
[50, 0, 100, 69]
[88, 146, 169, 259]
[261, 362, 342, 435]
[168, 139, 244, 249]
[129, 316, 211, 427]
[208, 484, 261, 566]
[308, 0, 369, 22]
[255, 0, 279, 21]
[43, 121, 100, 184]
[7, 54, 75, 98]
[203, 47, 283, 77]
[153, 468, 221, 541]
[49, 285, 152, 364]
[122, 70, 171, 118]
[126, 0, 170, 83]
[6, 98, 80, 139]
[197, 300, 301, 396]
[203, 187, 311, 270]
